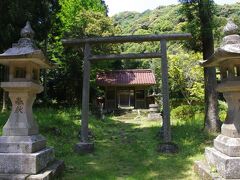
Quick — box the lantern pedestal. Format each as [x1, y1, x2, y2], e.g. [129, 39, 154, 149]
[195, 20, 240, 179]
[0, 22, 64, 179]
[1, 82, 42, 136]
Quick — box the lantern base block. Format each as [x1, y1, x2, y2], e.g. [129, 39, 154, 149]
[0, 147, 54, 174]
[214, 134, 240, 157]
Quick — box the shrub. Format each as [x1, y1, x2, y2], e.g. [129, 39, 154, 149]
[171, 104, 204, 120]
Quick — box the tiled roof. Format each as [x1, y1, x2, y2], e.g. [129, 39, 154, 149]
[96, 69, 156, 86]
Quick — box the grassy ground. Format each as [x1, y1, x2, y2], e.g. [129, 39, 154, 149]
[0, 108, 215, 180]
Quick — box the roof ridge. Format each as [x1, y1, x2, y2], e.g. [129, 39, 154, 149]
[99, 69, 153, 73]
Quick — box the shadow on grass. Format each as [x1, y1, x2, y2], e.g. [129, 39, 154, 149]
[0, 108, 214, 179]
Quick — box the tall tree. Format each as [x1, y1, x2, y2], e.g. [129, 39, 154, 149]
[199, 0, 221, 132]
[46, 0, 120, 105]
[179, 0, 221, 132]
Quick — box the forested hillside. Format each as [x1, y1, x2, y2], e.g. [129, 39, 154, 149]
[111, 3, 240, 106]
[113, 3, 240, 44]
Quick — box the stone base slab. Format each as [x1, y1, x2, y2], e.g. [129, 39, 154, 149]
[0, 147, 54, 174]
[194, 160, 223, 180]
[0, 135, 46, 153]
[0, 160, 64, 180]
[214, 134, 240, 157]
[205, 147, 240, 179]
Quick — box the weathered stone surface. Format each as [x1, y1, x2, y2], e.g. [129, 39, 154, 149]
[74, 142, 94, 154]
[1, 90, 41, 136]
[205, 147, 240, 179]
[214, 134, 240, 157]
[0, 148, 54, 174]
[221, 123, 240, 138]
[0, 135, 46, 153]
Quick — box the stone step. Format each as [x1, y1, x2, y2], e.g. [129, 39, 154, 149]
[0, 135, 46, 153]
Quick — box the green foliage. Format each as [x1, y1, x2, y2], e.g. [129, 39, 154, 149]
[171, 104, 204, 120]
[44, 0, 120, 105]
[58, 0, 107, 33]
[168, 50, 204, 105]
[218, 100, 227, 121]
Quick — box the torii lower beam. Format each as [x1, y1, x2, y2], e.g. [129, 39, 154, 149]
[62, 33, 191, 154]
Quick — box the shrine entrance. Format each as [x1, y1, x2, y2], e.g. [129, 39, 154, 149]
[62, 33, 191, 153]
[118, 89, 134, 108]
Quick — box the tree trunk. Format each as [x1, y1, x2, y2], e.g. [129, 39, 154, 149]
[199, 0, 222, 132]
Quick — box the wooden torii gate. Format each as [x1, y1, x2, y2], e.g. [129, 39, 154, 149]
[62, 33, 191, 153]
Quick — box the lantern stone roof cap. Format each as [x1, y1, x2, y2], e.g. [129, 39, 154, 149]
[224, 19, 239, 36]
[201, 20, 240, 67]
[0, 21, 51, 68]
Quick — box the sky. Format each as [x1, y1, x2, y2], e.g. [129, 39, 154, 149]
[105, 0, 239, 16]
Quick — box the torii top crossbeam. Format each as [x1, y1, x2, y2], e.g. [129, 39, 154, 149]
[62, 33, 191, 45]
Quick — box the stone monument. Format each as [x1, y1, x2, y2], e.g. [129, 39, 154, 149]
[195, 20, 240, 179]
[0, 22, 64, 179]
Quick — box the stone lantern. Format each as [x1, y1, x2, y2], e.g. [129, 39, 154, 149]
[0, 22, 63, 179]
[195, 20, 240, 179]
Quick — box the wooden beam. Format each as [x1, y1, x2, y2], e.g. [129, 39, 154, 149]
[81, 42, 91, 142]
[62, 33, 192, 46]
[160, 39, 171, 143]
[89, 52, 162, 61]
